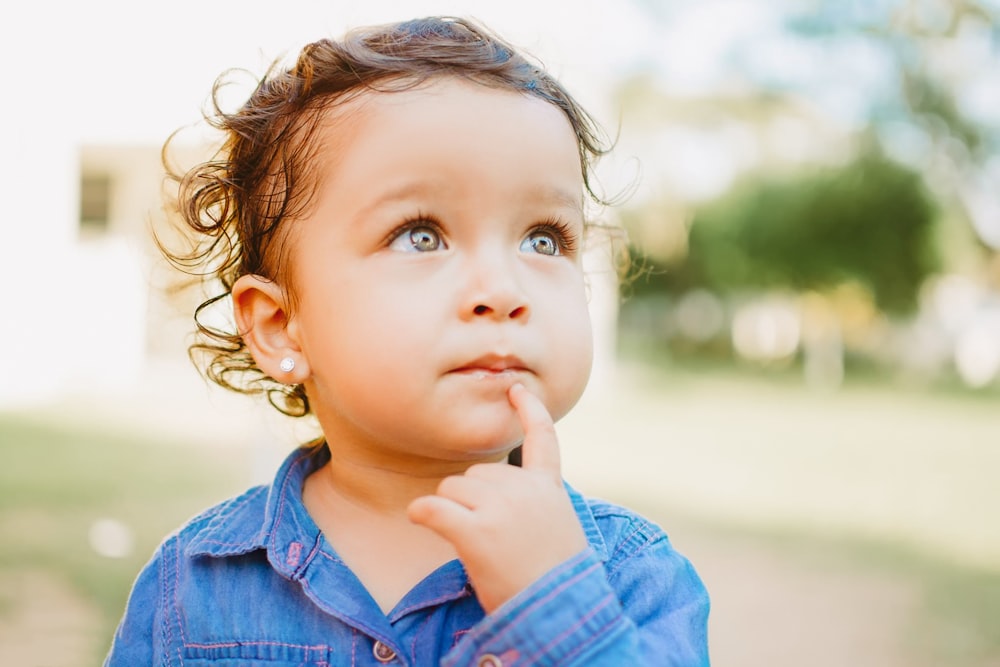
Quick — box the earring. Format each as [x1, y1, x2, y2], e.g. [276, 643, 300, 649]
[279, 357, 295, 373]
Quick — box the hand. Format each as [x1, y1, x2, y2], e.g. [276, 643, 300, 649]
[407, 383, 588, 613]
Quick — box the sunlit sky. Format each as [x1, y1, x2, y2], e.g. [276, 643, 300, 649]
[0, 0, 863, 143]
[4, 0, 650, 144]
[6, 0, 996, 148]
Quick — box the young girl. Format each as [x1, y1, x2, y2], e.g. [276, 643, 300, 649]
[106, 16, 709, 666]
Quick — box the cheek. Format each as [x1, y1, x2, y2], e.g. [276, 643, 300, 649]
[570, 310, 595, 384]
[562, 278, 596, 348]
[542, 271, 593, 335]
[304, 283, 435, 375]
[545, 289, 595, 419]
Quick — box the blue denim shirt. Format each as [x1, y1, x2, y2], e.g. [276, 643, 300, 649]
[105, 445, 709, 666]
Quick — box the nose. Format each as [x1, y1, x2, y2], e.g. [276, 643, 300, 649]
[461, 255, 530, 322]
[472, 301, 528, 319]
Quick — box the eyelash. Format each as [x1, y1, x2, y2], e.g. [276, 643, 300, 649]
[385, 212, 445, 246]
[531, 217, 580, 256]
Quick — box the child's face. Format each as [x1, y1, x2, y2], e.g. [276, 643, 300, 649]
[286, 77, 593, 461]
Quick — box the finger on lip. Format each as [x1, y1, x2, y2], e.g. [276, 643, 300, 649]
[507, 383, 561, 472]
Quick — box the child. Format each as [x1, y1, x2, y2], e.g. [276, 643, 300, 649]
[106, 16, 709, 666]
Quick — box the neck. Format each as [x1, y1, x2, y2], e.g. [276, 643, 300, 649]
[306, 443, 506, 516]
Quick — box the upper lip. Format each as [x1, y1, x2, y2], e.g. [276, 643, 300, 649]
[449, 354, 531, 373]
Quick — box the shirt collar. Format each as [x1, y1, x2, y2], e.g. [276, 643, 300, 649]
[184, 444, 325, 566]
[567, 482, 610, 561]
[186, 443, 610, 565]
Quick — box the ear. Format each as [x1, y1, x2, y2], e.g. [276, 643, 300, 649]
[232, 274, 309, 383]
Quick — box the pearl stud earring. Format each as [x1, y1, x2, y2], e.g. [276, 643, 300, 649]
[279, 357, 295, 373]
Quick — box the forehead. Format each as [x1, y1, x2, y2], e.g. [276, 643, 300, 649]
[312, 77, 585, 209]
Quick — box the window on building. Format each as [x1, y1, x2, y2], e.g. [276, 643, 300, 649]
[80, 173, 112, 233]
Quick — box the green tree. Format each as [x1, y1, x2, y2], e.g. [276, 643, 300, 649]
[654, 147, 940, 314]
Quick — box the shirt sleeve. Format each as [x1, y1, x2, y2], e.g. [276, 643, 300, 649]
[442, 540, 710, 667]
[103, 547, 164, 667]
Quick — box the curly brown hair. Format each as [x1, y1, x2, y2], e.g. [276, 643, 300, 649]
[160, 16, 612, 418]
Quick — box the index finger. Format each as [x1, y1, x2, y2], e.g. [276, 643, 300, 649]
[507, 383, 561, 474]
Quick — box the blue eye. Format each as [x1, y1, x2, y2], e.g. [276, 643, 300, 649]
[390, 225, 444, 252]
[520, 230, 560, 256]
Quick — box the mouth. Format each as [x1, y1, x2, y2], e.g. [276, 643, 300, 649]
[448, 354, 532, 377]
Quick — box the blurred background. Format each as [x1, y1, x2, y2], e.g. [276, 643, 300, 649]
[1, 0, 998, 665]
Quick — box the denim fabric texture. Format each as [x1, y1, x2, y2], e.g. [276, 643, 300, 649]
[105, 445, 710, 666]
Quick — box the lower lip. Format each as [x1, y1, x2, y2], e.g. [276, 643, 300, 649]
[450, 368, 527, 380]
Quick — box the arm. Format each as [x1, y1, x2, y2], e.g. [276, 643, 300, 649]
[104, 548, 163, 667]
[443, 541, 708, 667]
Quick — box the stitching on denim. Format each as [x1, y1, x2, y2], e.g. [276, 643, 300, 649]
[606, 531, 667, 579]
[214, 487, 259, 522]
[351, 627, 357, 667]
[171, 539, 186, 647]
[605, 513, 664, 571]
[569, 490, 608, 558]
[300, 578, 386, 642]
[158, 540, 173, 666]
[606, 523, 643, 564]
[187, 489, 262, 551]
[315, 549, 346, 565]
[466, 560, 601, 651]
[407, 604, 440, 660]
[525, 591, 616, 664]
[270, 468, 291, 562]
[302, 531, 324, 576]
[394, 584, 472, 618]
[183, 640, 329, 649]
[266, 449, 314, 570]
[547, 606, 625, 665]
[193, 539, 244, 546]
[180, 640, 333, 665]
[167, 537, 186, 665]
[442, 627, 476, 667]
[590, 503, 664, 539]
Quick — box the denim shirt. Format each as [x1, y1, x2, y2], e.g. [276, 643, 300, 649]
[105, 445, 710, 666]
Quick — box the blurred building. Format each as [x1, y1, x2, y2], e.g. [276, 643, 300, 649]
[0, 143, 177, 409]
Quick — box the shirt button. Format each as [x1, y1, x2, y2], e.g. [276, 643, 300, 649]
[373, 640, 397, 663]
[477, 655, 503, 667]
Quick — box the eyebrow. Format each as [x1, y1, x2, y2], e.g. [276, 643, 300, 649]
[363, 182, 584, 216]
[526, 185, 585, 216]
[363, 182, 446, 212]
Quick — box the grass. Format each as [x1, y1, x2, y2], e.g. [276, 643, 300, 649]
[0, 413, 247, 665]
[1, 361, 998, 666]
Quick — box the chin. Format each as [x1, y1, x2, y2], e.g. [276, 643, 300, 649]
[446, 426, 524, 460]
